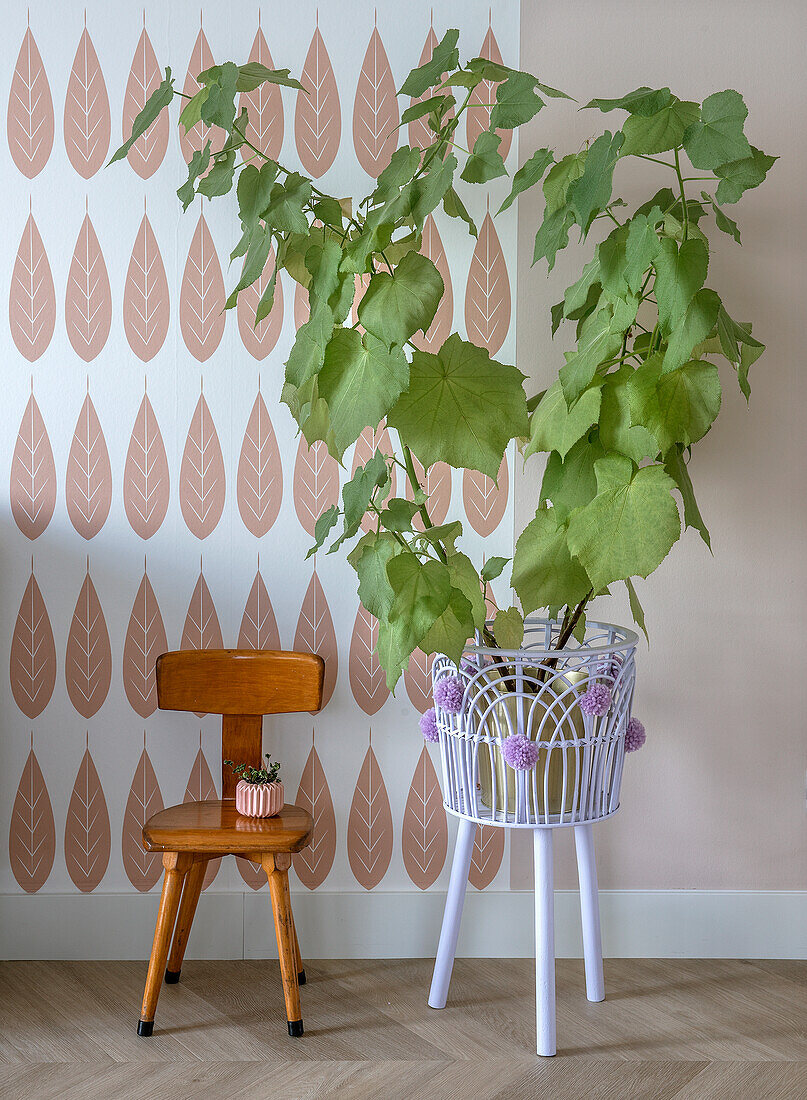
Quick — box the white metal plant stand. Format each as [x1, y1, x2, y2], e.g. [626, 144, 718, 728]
[427, 618, 638, 1056]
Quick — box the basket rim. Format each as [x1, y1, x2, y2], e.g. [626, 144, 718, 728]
[460, 616, 639, 660]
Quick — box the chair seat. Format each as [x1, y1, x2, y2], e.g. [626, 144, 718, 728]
[142, 799, 313, 855]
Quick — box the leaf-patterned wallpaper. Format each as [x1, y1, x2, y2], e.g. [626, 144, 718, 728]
[2, 1, 518, 905]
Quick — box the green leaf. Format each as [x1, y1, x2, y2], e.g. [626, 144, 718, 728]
[559, 298, 637, 404]
[197, 149, 236, 199]
[262, 172, 312, 234]
[738, 333, 764, 400]
[620, 99, 699, 157]
[682, 89, 752, 170]
[349, 530, 399, 618]
[624, 578, 648, 640]
[444, 551, 487, 629]
[628, 354, 721, 451]
[237, 162, 280, 227]
[567, 454, 680, 589]
[584, 87, 672, 116]
[533, 207, 574, 271]
[543, 151, 587, 211]
[481, 556, 509, 583]
[403, 153, 458, 228]
[235, 63, 304, 93]
[306, 505, 339, 559]
[379, 497, 420, 533]
[663, 443, 711, 550]
[539, 434, 605, 521]
[535, 80, 572, 100]
[524, 380, 601, 460]
[109, 67, 174, 164]
[284, 300, 334, 389]
[176, 142, 211, 210]
[358, 251, 443, 348]
[460, 130, 507, 184]
[386, 554, 452, 663]
[199, 62, 239, 131]
[624, 209, 663, 293]
[443, 186, 478, 236]
[401, 95, 452, 125]
[512, 508, 591, 615]
[254, 265, 278, 324]
[338, 453, 391, 549]
[567, 130, 624, 235]
[498, 147, 554, 213]
[416, 521, 463, 556]
[417, 586, 476, 669]
[372, 146, 422, 206]
[701, 192, 741, 243]
[663, 288, 721, 374]
[311, 196, 345, 228]
[714, 145, 777, 204]
[225, 225, 272, 308]
[562, 255, 601, 318]
[716, 304, 763, 367]
[490, 71, 543, 129]
[316, 329, 410, 456]
[599, 366, 659, 464]
[399, 28, 460, 97]
[494, 607, 524, 650]
[653, 237, 709, 331]
[387, 334, 528, 478]
[178, 86, 210, 132]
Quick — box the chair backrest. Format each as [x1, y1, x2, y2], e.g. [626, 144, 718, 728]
[156, 650, 324, 798]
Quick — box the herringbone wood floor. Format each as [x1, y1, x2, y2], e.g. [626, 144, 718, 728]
[1, 959, 805, 1099]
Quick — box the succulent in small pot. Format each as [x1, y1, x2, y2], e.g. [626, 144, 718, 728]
[225, 755, 284, 818]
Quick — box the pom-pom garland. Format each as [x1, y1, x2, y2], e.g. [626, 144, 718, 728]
[501, 733, 540, 770]
[420, 707, 439, 743]
[579, 682, 612, 717]
[625, 716, 646, 752]
[434, 674, 464, 714]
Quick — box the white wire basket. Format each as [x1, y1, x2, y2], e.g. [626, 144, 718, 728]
[432, 617, 639, 829]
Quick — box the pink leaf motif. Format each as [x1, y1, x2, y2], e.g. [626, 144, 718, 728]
[466, 24, 511, 162]
[10, 392, 56, 540]
[463, 456, 508, 536]
[64, 747, 111, 893]
[404, 452, 451, 530]
[9, 213, 55, 361]
[181, 572, 224, 653]
[408, 27, 455, 153]
[122, 26, 169, 178]
[468, 823, 505, 890]
[180, 394, 225, 540]
[184, 747, 220, 889]
[65, 213, 112, 362]
[121, 747, 164, 891]
[10, 568, 56, 719]
[239, 26, 283, 162]
[293, 743, 336, 890]
[123, 393, 169, 540]
[180, 29, 223, 165]
[123, 571, 167, 718]
[236, 856, 267, 890]
[65, 568, 112, 719]
[351, 425, 396, 533]
[402, 746, 447, 889]
[347, 744, 393, 890]
[180, 213, 225, 361]
[66, 392, 112, 540]
[294, 280, 310, 329]
[403, 649, 434, 714]
[63, 26, 110, 178]
[293, 571, 338, 709]
[295, 25, 341, 178]
[123, 214, 169, 362]
[7, 27, 54, 177]
[351, 272, 371, 328]
[465, 212, 510, 356]
[237, 392, 283, 536]
[353, 26, 398, 177]
[411, 216, 452, 353]
[9, 746, 56, 893]
[237, 245, 284, 358]
[293, 436, 339, 537]
[349, 606, 389, 716]
[238, 570, 281, 651]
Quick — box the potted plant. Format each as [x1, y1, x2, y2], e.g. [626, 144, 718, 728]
[113, 34, 774, 799]
[225, 754, 283, 818]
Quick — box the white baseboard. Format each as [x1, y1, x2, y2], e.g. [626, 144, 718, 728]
[1, 890, 806, 960]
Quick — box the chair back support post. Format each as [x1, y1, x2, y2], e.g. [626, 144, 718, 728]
[221, 714, 263, 798]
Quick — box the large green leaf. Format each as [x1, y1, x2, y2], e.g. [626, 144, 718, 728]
[559, 297, 637, 403]
[235, 63, 304, 92]
[317, 329, 409, 455]
[199, 62, 239, 131]
[337, 453, 391, 549]
[714, 145, 777, 204]
[663, 444, 711, 549]
[567, 130, 624, 235]
[543, 151, 587, 211]
[599, 366, 659, 463]
[443, 186, 478, 236]
[399, 28, 460, 97]
[108, 68, 174, 165]
[525, 380, 601, 460]
[460, 130, 508, 184]
[512, 508, 591, 615]
[490, 72, 544, 130]
[584, 87, 672, 116]
[386, 554, 452, 658]
[387, 334, 528, 478]
[225, 224, 272, 308]
[417, 587, 476, 667]
[237, 162, 280, 227]
[498, 148, 554, 213]
[177, 143, 211, 210]
[620, 99, 699, 157]
[682, 89, 752, 170]
[653, 237, 709, 331]
[663, 288, 721, 374]
[493, 607, 524, 650]
[197, 150, 236, 199]
[532, 207, 574, 270]
[348, 530, 399, 617]
[628, 354, 721, 451]
[566, 454, 680, 589]
[262, 172, 311, 234]
[540, 434, 605, 521]
[624, 209, 663, 293]
[358, 251, 443, 348]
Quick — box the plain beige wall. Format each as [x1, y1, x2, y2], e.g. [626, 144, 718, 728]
[514, 0, 807, 889]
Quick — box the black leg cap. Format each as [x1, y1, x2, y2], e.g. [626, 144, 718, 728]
[164, 969, 181, 984]
[287, 1019, 304, 1038]
[298, 969, 306, 985]
[137, 1020, 154, 1037]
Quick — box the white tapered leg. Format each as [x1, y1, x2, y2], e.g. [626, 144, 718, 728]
[428, 816, 476, 1009]
[533, 828, 556, 1057]
[574, 823, 605, 1002]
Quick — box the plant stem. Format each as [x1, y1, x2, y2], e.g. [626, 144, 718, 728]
[555, 590, 593, 650]
[673, 146, 688, 241]
[401, 443, 448, 565]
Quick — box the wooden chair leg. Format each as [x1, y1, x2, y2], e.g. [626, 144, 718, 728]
[165, 857, 207, 984]
[138, 852, 193, 1036]
[291, 912, 305, 985]
[262, 852, 303, 1036]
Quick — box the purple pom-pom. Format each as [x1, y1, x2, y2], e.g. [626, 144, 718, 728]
[595, 652, 623, 681]
[580, 682, 612, 717]
[460, 658, 477, 675]
[420, 707, 439, 743]
[434, 674, 464, 714]
[501, 733, 540, 770]
[625, 716, 646, 752]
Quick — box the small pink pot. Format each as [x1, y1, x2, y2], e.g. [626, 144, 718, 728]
[235, 779, 284, 818]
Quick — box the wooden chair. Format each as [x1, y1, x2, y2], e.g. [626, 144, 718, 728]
[136, 649, 324, 1039]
